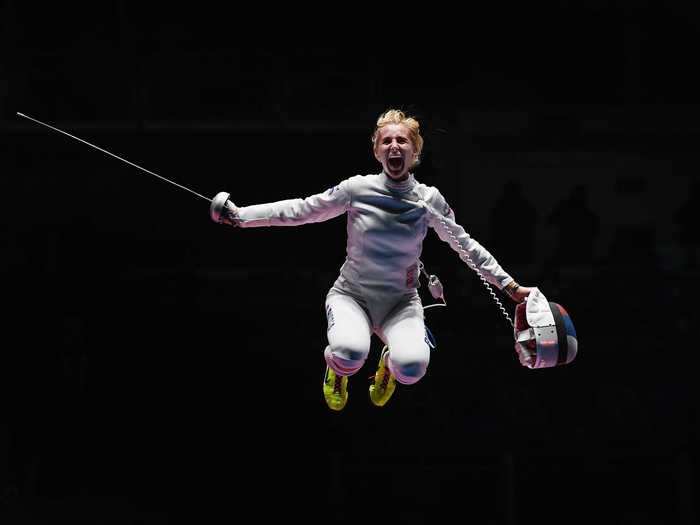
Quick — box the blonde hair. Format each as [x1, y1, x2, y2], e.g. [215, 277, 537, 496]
[371, 109, 424, 167]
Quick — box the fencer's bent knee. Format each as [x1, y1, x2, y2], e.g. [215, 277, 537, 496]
[328, 343, 368, 365]
[324, 344, 369, 376]
[388, 356, 428, 385]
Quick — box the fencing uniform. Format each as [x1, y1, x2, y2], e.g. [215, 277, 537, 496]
[232, 172, 514, 384]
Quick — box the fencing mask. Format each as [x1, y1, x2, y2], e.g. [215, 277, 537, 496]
[513, 288, 578, 369]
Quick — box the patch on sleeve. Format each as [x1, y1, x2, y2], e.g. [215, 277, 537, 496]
[326, 185, 340, 196]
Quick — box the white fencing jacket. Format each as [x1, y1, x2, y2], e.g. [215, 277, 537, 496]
[232, 172, 514, 296]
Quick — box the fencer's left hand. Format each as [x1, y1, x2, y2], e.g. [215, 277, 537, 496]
[509, 286, 533, 303]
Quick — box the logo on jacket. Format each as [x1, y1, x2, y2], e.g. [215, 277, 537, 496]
[406, 263, 418, 287]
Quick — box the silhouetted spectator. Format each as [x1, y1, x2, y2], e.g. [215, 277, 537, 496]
[598, 176, 661, 328]
[672, 178, 700, 269]
[602, 175, 659, 274]
[489, 179, 538, 266]
[545, 184, 600, 266]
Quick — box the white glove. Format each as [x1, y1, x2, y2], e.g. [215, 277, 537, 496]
[210, 191, 240, 226]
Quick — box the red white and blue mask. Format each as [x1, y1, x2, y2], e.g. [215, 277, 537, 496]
[514, 288, 578, 369]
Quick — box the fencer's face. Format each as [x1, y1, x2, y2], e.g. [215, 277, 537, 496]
[374, 124, 417, 181]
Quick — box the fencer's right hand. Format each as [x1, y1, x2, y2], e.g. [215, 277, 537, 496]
[219, 201, 240, 226]
[210, 191, 240, 226]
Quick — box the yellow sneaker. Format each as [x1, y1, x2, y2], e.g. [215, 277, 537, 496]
[369, 346, 396, 407]
[323, 365, 348, 411]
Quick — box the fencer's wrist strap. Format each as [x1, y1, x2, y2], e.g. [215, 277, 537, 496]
[504, 281, 520, 295]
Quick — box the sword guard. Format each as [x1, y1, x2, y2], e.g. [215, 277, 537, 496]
[210, 191, 235, 224]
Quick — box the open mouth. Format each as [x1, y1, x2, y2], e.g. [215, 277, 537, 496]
[387, 156, 404, 171]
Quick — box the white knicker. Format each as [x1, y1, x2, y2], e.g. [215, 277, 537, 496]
[323, 286, 430, 385]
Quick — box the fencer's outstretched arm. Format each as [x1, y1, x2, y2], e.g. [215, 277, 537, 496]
[422, 189, 515, 291]
[211, 180, 352, 228]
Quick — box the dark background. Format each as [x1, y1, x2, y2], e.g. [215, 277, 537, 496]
[1, 2, 697, 524]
